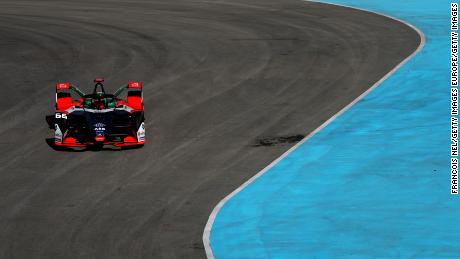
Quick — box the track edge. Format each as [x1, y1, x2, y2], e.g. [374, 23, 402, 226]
[202, 2, 426, 258]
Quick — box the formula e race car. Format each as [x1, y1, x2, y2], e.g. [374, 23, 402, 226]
[46, 78, 145, 149]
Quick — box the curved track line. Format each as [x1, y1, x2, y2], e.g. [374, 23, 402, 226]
[202, 1, 426, 258]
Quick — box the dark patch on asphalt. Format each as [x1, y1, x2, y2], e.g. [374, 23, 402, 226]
[190, 242, 205, 250]
[254, 134, 305, 147]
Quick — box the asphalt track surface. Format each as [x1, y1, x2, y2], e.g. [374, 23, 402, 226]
[0, 0, 419, 258]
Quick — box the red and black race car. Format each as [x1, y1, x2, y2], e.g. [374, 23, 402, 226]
[46, 78, 145, 150]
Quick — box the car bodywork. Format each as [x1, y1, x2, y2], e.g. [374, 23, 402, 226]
[46, 78, 145, 149]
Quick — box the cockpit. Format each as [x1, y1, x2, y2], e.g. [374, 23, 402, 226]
[82, 78, 117, 109]
[82, 94, 117, 109]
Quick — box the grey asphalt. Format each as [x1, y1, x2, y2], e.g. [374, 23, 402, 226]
[0, 0, 419, 258]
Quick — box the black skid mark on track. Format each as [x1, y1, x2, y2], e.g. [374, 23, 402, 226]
[254, 134, 304, 147]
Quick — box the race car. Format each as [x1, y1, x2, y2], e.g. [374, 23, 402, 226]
[46, 78, 145, 149]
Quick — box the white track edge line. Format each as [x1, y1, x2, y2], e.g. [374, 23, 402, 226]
[203, 2, 426, 258]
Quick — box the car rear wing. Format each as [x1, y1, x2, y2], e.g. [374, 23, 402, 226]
[55, 82, 85, 111]
[114, 81, 144, 110]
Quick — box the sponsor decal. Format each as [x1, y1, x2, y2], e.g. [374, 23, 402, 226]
[55, 124, 63, 142]
[137, 122, 145, 142]
[128, 81, 142, 88]
[93, 123, 106, 136]
[56, 82, 70, 90]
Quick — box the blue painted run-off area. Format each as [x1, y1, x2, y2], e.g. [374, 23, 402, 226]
[210, 0, 454, 258]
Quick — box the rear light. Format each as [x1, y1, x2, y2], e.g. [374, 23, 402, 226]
[95, 136, 105, 142]
[124, 136, 137, 143]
